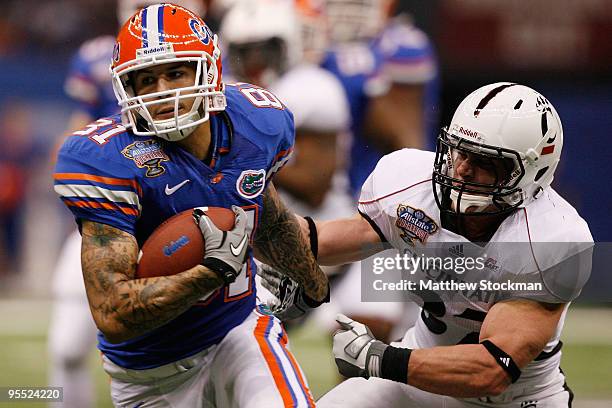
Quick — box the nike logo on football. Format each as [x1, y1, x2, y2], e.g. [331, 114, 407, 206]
[165, 179, 190, 195]
[230, 235, 248, 257]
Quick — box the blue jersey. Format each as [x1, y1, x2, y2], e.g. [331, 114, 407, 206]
[54, 84, 294, 369]
[64, 35, 118, 118]
[322, 18, 437, 196]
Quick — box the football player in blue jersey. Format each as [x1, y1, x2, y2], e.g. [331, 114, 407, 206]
[49, 3, 208, 407]
[53, 3, 326, 407]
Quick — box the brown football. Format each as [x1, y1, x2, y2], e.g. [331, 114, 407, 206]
[136, 207, 235, 278]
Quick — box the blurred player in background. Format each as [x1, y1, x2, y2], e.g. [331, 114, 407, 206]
[53, 3, 327, 407]
[48, 2, 205, 407]
[0, 102, 40, 280]
[221, 0, 361, 336]
[313, 0, 438, 343]
[220, 0, 353, 249]
[323, 0, 438, 196]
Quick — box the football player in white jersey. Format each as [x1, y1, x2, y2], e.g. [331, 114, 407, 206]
[263, 83, 593, 407]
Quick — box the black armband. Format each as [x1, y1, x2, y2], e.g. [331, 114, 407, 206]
[480, 340, 522, 383]
[304, 216, 318, 259]
[380, 346, 412, 384]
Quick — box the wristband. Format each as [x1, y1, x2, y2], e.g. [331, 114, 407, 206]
[380, 345, 411, 384]
[201, 257, 238, 285]
[480, 340, 521, 383]
[304, 216, 318, 259]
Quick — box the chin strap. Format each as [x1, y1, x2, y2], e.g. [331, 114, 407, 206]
[153, 109, 201, 141]
[450, 189, 492, 213]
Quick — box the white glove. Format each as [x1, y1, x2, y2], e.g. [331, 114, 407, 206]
[332, 314, 388, 378]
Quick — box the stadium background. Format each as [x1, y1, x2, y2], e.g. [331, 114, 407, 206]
[0, 0, 610, 406]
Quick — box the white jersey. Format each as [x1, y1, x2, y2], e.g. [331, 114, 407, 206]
[358, 148, 592, 393]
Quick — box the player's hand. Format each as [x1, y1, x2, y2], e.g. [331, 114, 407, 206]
[194, 205, 251, 284]
[259, 264, 329, 321]
[332, 314, 388, 378]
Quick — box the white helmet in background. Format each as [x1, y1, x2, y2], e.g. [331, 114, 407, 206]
[117, 0, 206, 25]
[433, 82, 564, 215]
[220, 0, 302, 86]
[325, 0, 393, 43]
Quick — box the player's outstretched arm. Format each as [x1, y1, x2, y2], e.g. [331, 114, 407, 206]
[253, 182, 328, 302]
[309, 213, 385, 266]
[81, 220, 224, 344]
[333, 299, 566, 398]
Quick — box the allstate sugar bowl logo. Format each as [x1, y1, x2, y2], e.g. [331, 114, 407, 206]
[236, 169, 266, 199]
[122, 139, 170, 177]
[395, 204, 438, 245]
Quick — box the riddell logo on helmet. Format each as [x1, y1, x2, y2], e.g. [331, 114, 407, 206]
[458, 126, 480, 139]
[136, 43, 174, 58]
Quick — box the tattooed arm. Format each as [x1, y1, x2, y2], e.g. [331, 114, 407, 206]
[253, 182, 328, 301]
[81, 220, 224, 343]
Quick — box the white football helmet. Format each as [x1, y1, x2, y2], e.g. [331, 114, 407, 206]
[117, 0, 206, 25]
[325, 0, 393, 43]
[220, 0, 302, 86]
[433, 82, 563, 215]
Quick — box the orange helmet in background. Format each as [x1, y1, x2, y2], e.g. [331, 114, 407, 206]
[111, 3, 225, 141]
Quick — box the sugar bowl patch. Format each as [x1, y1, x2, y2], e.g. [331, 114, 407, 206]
[122, 139, 170, 177]
[395, 204, 438, 245]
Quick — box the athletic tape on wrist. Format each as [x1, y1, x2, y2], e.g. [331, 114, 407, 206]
[304, 216, 318, 259]
[480, 340, 521, 383]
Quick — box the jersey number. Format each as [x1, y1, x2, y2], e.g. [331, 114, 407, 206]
[239, 87, 284, 109]
[415, 289, 486, 344]
[74, 119, 125, 145]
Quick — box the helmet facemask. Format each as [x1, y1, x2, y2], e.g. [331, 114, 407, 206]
[326, 0, 387, 43]
[112, 50, 226, 142]
[433, 129, 525, 216]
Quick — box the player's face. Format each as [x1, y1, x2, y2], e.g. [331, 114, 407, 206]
[451, 149, 512, 193]
[132, 62, 198, 120]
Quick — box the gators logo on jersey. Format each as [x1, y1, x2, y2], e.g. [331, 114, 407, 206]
[121, 139, 170, 177]
[395, 204, 438, 245]
[236, 169, 266, 199]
